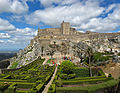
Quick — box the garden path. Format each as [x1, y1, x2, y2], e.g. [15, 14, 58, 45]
[42, 66, 58, 93]
[42, 58, 49, 65]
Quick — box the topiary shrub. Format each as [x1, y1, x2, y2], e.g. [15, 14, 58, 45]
[49, 85, 53, 90]
[59, 74, 76, 80]
[60, 60, 75, 74]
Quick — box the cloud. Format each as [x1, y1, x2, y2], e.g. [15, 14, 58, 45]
[105, 4, 116, 13]
[0, 18, 15, 31]
[80, 4, 120, 32]
[0, 33, 11, 39]
[7, 27, 37, 45]
[0, 0, 28, 14]
[25, 0, 120, 33]
[26, 0, 104, 27]
[9, 27, 37, 36]
[0, 40, 4, 43]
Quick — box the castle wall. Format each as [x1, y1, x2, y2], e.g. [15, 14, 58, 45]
[46, 28, 61, 34]
[38, 28, 61, 35]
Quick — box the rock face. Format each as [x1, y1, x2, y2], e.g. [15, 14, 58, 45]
[8, 22, 120, 68]
[8, 40, 42, 68]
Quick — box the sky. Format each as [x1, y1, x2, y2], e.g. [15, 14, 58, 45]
[0, 0, 120, 51]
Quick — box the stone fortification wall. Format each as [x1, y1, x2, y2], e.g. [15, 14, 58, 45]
[38, 28, 61, 35]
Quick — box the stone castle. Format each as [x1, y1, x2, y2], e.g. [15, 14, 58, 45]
[9, 21, 120, 68]
[31, 21, 120, 47]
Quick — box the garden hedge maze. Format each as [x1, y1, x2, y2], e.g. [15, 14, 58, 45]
[0, 58, 55, 93]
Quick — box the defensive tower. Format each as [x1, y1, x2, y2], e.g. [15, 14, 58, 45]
[61, 21, 70, 35]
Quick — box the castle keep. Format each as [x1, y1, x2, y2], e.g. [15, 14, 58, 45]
[38, 21, 81, 35]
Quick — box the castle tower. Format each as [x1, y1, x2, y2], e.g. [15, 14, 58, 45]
[61, 21, 70, 35]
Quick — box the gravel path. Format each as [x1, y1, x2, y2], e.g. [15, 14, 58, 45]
[42, 66, 58, 93]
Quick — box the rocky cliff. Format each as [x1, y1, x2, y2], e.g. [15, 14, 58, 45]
[8, 30, 120, 68]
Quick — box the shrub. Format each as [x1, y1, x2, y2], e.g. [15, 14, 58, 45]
[56, 79, 119, 93]
[98, 70, 105, 76]
[68, 74, 76, 79]
[48, 84, 55, 93]
[17, 83, 35, 88]
[62, 78, 108, 85]
[59, 74, 68, 80]
[0, 83, 9, 91]
[59, 74, 76, 80]
[8, 83, 17, 93]
[3, 75, 11, 79]
[49, 85, 53, 90]
[60, 60, 75, 74]
[55, 77, 63, 87]
[73, 67, 89, 77]
[36, 83, 45, 93]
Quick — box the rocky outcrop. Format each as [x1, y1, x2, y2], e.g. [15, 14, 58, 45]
[8, 39, 42, 68]
[8, 27, 120, 68]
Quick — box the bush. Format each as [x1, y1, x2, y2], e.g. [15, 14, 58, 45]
[59, 74, 68, 80]
[56, 79, 119, 93]
[98, 70, 105, 76]
[62, 78, 108, 85]
[73, 67, 89, 77]
[48, 84, 55, 93]
[59, 74, 76, 80]
[8, 83, 17, 93]
[3, 75, 11, 79]
[36, 83, 45, 93]
[49, 85, 53, 90]
[0, 83, 9, 91]
[17, 83, 35, 88]
[60, 61, 75, 74]
[0, 79, 27, 83]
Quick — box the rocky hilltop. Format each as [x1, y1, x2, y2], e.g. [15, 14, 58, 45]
[8, 22, 120, 68]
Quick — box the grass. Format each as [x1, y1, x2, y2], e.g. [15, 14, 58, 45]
[9, 62, 18, 69]
[47, 59, 55, 64]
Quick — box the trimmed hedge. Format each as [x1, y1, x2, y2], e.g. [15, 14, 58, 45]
[0, 79, 27, 82]
[3, 75, 11, 79]
[8, 83, 17, 93]
[69, 75, 106, 81]
[36, 83, 45, 93]
[16, 82, 35, 88]
[62, 78, 110, 85]
[44, 75, 52, 85]
[59, 74, 76, 80]
[56, 79, 120, 93]
[16, 90, 29, 93]
[0, 83, 9, 91]
[0, 74, 6, 78]
[48, 84, 56, 93]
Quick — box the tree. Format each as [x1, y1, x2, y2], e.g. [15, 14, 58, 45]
[72, 45, 85, 63]
[60, 42, 69, 56]
[47, 46, 55, 58]
[60, 60, 75, 74]
[86, 47, 93, 77]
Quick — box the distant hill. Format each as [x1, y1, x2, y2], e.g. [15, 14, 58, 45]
[0, 52, 17, 69]
[0, 52, 17, 61]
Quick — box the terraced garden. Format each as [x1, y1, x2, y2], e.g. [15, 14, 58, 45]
[48, 60, 120, 93]
[0, 57, 55, 93]
[0, 58, 120, 93]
